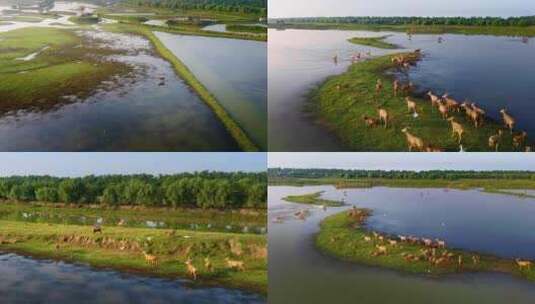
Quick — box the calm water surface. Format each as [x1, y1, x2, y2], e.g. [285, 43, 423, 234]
[154, 32, 267, 149]
[0, 252, 264, 304]
[0, 25, 238, 151]
[269, 185, 535, 304]
[269, 28, 535, 151]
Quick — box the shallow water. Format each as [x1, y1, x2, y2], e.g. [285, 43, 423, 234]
[0, 28, 239, 151]
[0, 252, 265, 304]
[154, 32, 267, 149]
[269, 28, 535, 151]
[269, 185, 535, 304]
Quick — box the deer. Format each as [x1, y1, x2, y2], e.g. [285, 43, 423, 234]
[375, 79, 383, 95]
[515, 259, 532, 271]
[225, 258, 245, 271]
[185, 259, 198, 280]
[442, 94, 460, 112]
[362, 115, 379, 128]
[513, 131, 528, 149]
[435, 239, 446, 248]
[447, 117, 465, 144]
[142, 251, 158, 266]
[489, 129, 503, 152]
[375, 245, 388, 256]
[363, 236, 372, 242]
[204, 257, 214, 272]
[500, 109, 515, 133]
[378, 107, 389, 129]
[393, 80, 400, 96]
[405, 97, 417, 114]
[427, 91, 440, 110]
[401, 127, 425, 152]
[93, 224, 102, 234]
[471, 103, 486, 116]
[461, 102, 481, 128]
[437, 100, 449, 120]
[472, 255, 480, 265]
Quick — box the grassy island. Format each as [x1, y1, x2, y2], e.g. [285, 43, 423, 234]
[316, 209, 535, 281]
[311, 51, 529, 151]
[282, 191, 344, 206]
[347, 35, 398, 49]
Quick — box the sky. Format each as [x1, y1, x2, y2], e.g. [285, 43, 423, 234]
[269, 0, 535, 18]
[0, 153, 266, 177]
[269, 153, 535, 171]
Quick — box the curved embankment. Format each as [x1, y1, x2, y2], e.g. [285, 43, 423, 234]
[0, 220, 267, 295]
[311, 52, 530, 151]
[106, 24, 259, 151]
[316, 209, 535, 281]
[282, 191, 344, 207]
[347, 35, 398, 49]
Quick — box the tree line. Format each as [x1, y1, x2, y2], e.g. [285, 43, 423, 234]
[125, 0, 267, 15]
[0, 172, 266, 209]
[269, 168, 535, 181]
[276, 16, 535, 27]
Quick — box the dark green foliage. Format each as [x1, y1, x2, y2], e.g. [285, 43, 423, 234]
[277, 16, 535, 27]
[269, 168, 535, 181]
[0, 172, 266, 209]
[125, 0, 267, 15]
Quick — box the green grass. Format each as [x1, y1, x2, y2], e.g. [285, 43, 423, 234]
[273, 22, 535, 37]
[347, 35, 398, 49]
[311, 52, 527, 151]
[282, 191, 344, 206]
[0, 219, 267, 294]
[0, 27, 129, 112]
[105, 23, 260, 151]
[0, 202, 266, 232]
[316, 210, 535, 281]
[69, 16, 101, 25]
[227, 24, 267, 34]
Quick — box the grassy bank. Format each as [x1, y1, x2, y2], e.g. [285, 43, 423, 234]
[316, 210, 535, 281]
[0, 202, 266, 233]
[311, 52, 526, 151]
[0, 27, 128, 112]
[227, 24, 267, 34]
[269, 176, 535, 191]
[282, 191, 344, 206]
[273, 22, 535, 37]
[0, 219, 267, 294]
[347, 35, 398, 49]
[103, 23, 259, 151]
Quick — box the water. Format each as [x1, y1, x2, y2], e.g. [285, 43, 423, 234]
[154, 32, 267, 149]
[0, 252, 265, 304]
[269, 28, 535, 151]
[0, 27, 239, 151]
[269, 185, 535, 304]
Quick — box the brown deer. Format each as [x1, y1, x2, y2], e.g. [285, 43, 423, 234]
[488, 129, 503, 152]
[427, 91, 440, 110]
[500, 109, 515, 133]
[225, 258, 245, 271]
[378, 107, 389, 128]
[142, 251, 158, 266]
[393, 80, 400, 96]
[438, 100, 449, 120]
[442, 94, 460, 112]
[363, 115, 379, 128]
[513, 131, 528, 149]
[516, 259, 532, 271]
[447, 117, 465, 144]
[185, 259, 198, 280]
[401, 127, 425, 152]
[405, 97, 417, 114]
[461, 102, 481, 128]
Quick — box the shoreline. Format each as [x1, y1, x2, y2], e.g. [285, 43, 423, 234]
[315, 209, 535, 281]
[0, 220, 267, 295]
[309, 50, 529, 151]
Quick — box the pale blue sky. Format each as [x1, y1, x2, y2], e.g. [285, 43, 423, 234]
[0, 153, 266, 176]
[269, 153, 535, 171]
[269, 0, 535, 18]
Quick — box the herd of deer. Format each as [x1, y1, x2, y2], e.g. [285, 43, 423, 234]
[361, 51, 530, 152]
[346, 208, 533, 272]
[141, 251, 245, 281]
